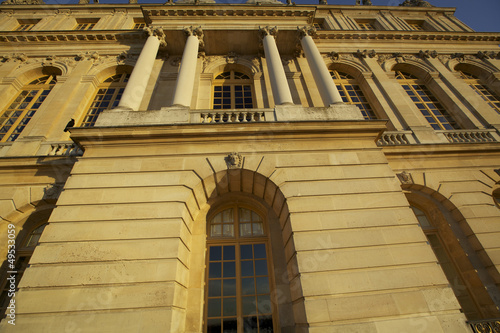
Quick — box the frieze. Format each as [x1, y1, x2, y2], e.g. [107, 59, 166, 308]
[144, 8, 314, 19]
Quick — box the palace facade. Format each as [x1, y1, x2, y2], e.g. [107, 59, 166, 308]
[0, 0, 499, 332]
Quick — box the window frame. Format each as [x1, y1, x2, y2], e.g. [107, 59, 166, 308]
[458, 70, 500, 114]
[74, 19, 98, 31]
[212, 70, 255, 110]
[79, 72, 129, 127]
[204, 203, 278, 333]
[330, 70, 376, 120]
[0, 75, 57, 142]
[395, 71, 458, 130]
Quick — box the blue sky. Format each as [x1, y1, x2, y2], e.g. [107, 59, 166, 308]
[43, 0, 500, 33]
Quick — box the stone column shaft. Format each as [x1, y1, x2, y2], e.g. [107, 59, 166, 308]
[118, 31, 163, 111]
[300, 32, 343, 106]
[261, 28, 294, 106]
[172, 32, 201, 107]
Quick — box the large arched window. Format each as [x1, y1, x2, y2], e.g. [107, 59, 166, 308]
[458, 70, 500, 114]
[205, 204, 275, 332]
[80, 72, 129, 127]
[0, 75, 57, 142]
[410, 205, 482, 320]
[212, 71, 254, 110]
[330, 70, 376, 120]
[395, 71, 458, 130]
[1, 222, 48, 319]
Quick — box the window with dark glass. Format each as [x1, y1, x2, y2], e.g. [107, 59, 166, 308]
[410, 206, 480, 319]
[395, 71, 458, 130]
[80, 72, 129, 127]
[205, 206, 274, 333]
[0, 223, 47, 319]
[212, 71, 254, 110]
[458, 70, 500, 114]
[330, 70, 376, 120]
[0, 75, 56, 142]
[74, 19, 98, 31]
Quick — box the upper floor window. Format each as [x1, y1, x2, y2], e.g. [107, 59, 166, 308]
[205, 205, 275, 332]
[395, 71, 458, 130]
[133, 19, 146, 30]
[213, 71, 254, 110]
[80, 72, 129, 127]
[74, 19, 98, 31]
[0, 75, 57, 142]
[331, 70, 376, 120]
[406, 20, 424, 31]
[356, 20, 376, 31]
[458, 71, 500, 114]
[15, 20, 39, 31]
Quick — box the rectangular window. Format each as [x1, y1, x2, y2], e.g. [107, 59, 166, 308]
[133, 19, 146, 30]
[356, 20, 376, 31]
[75, 19, 98, 31]
[15, 19, 40, 31]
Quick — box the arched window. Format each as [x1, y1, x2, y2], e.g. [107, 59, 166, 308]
[205, 205, 275, 332]
[395, 71, 458, 130]
[410, 206, 481, 319]
[1, 222, 48, 318]
[0, 75, 57, 142]
[80, 72, 129, 127]
[330, 70, 376, 119]
[458, 70, 500, 114]
[212, 71, 254, 110]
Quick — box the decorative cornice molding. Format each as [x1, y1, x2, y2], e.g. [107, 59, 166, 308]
[0, 31, 146, 44]
[143, 8, 314, 19]
[314, 31, 500, 43]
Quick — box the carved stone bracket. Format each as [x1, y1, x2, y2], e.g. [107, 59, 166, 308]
[225, 152, 243, 169]
[354, 50, 376, 59]
[226, 52, 238, 64]
[419, 50, 438, 59]
[396, 171, 414, 185]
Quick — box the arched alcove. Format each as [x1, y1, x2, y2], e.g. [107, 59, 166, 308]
[403, 184, 500, 319]
[184, 169, 298, 332]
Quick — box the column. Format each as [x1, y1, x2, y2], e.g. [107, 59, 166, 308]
[260, 26, 294, 106]
[171, 27, 204, 107]
[299, 26, 343, 106]
[118, 27, 166, 111]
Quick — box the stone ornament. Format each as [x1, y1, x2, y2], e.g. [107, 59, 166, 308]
[355, 0, 372, 5]
[259, 26, 278, 38]
[399, 0, 433, 7]
[225, 152, 243, 169]
[419, 50, 438, 59]
[144, 26, 167, 47]
[397, 171, 414, 185]
[43, 184, 63, 200]
[297, 26, 316, 39]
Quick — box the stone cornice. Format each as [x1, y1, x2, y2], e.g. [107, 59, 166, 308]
[313, 31, 500, 43]
[0, 30, 146, 44]
[143, 7, 315, 19]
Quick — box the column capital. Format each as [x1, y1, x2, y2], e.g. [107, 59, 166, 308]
[297, 26, 316, 39]
[144, 26, 167, 47]
[183, 26, 205, 48]
[259, 26, 278, 39]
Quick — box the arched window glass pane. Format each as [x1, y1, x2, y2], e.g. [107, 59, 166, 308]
[330, 70, 376, 120]
[24, 223, 48, 247]
[213, 70, 254, 110]
[0, 75, 57, 142]
[206, 205, 274, 332]
[80, 72, 130, 127]
[410, 206, 432, 228]
[395, 71, 458, 130]
[458, 70, 500, 114]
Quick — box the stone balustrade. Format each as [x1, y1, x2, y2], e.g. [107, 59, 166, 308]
[198, 110, 273, 123]
[438, 129, 499, 143]
[377, 131, 415, 145]
[47, 142, 84, 156]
